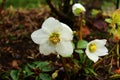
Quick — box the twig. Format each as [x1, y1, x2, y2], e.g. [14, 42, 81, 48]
[46, 0, 69, 19]
[116, 0, 119, 9]
[63, 0, 70, 13]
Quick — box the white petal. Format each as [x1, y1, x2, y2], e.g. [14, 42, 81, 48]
[60, 23, 73, 41]
[31, 29, 49, 44]
[73, 3, 85, 11]
[42, 17, 62, 32]
[56, 41, 73, 57]
[85, 50, 99, 63]
[94, 39, 107, 47]
[94, 46, 108, 56]
[39, 42, 55, 55]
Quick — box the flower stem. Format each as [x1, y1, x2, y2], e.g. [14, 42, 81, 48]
[79, 13, 83, 40]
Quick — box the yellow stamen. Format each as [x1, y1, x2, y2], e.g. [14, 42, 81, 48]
[89, 43, 97, 53]
[49, 32, 60, 44]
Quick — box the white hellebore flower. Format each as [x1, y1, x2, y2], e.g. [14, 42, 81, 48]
[72, 3, 86, 16]
[85, 39, 108, 63]
[31, 17, 73, 57]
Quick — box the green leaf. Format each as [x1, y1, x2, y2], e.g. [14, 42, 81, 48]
[27, 63, 35, 69]
[39, 73, 52, 80]
[86, 68, 97, 76]
[35, 61, 54, 72]
[112, 10, 120, 24]
[79, 53, 86, 63]
[42, 66, 54, 72]
[10, 70, 19, 80]
[35, 75, 41, 80]
[23, 66, 34, 78]
[77, 40, 88, 49]
[84, 68, 89, 74]
[36, 61, 49, 68]
[105, 18, 112, 23]
[91, 9, 101, 17]
[75, 49, 84, 54]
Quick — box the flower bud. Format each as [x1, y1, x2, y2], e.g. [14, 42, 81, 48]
[72, 3, 86, 16]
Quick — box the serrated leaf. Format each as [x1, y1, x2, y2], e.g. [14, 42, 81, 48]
[10, 70, 19, 80]
[77, 40, 88, 49]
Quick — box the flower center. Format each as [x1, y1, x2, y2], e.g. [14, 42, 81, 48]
[49, 32, 60, 44]
[75, 8, 82, 15]
[89, 43, 97, 53]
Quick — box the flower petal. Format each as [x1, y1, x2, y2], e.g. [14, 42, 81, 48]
[42, 17, 62, 33]
[60, 23, 73, 41]
[94, 39, 107, 47]
[39, 42, 55, 55]
[56, 41, 73, 57]
[94, 46, 108, 56]
[86, 50, 99, 63]
[31, 29, 48, 44]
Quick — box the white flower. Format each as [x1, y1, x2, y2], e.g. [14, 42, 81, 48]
[31, 17, 73, 57]
[72, 3, 86, 16]
[85, 39, 108, 63]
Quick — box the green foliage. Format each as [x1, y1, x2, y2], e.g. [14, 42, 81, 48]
[23, 66, 34, 78]
[105, 18, 112, 24]
[75, 49, 83, 54]
[0, 0, 2, 3]
[31, 61, 54, 72]
[91, 9, 101, 17]
[0, 71, 10, 80]
[4, 0, 39, 9]
[36, 73, 52, 80]
[74, 40, 97, 76]
[10, 61, 54, 80]
[112, 10, 120, 25]
[10, 70, 20, 80]
[75, 40, 88, 62]
[77, 40, 88, 49]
